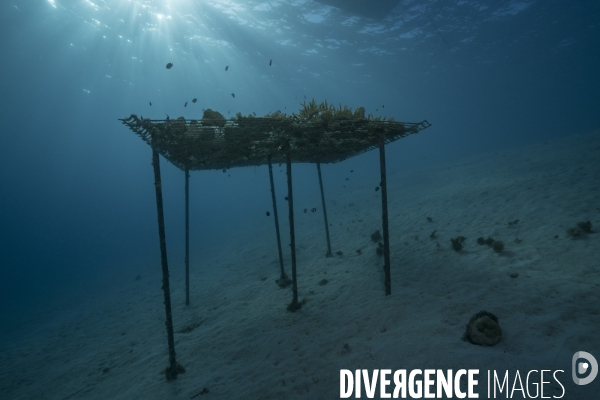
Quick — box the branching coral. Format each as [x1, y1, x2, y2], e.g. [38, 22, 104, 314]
[294, 99, 371, 122]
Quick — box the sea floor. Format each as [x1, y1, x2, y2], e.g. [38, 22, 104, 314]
[1, 130, 599, 399]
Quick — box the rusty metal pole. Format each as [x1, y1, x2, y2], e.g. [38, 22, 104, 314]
[286, 151, 302, 311]
[379, 136, 392, 295]
[316, 161, 332, 257]
[151, 133, 183, 379]
[267, 156, 287, 282]
[184, 167, 190, 306]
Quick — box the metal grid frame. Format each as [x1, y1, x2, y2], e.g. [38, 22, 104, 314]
[120, 114, 432, 171]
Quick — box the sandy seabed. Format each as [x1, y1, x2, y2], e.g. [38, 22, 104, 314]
[1, 131, 599, 399]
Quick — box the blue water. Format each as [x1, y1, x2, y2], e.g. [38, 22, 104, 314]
[0, 0, 599, 333]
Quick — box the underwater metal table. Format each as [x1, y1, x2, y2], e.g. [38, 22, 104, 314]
[119, 101, 431, 379]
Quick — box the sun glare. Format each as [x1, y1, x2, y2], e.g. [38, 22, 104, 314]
[84, 0, 100, 11]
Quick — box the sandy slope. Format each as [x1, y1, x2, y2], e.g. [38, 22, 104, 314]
[1, 130, 599, 399]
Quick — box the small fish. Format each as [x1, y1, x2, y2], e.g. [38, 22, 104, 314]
[225, 65, 229, 71]
[345, 178, 349, 181]
[184, 101, 188, 107]
[166, 62, 173, 69]
[228, 110, 230, 114]
[269, 59, 272, 66]
[304, 95, 306, 99]
[252, 112, 256, 116]
[382, 104, 385, 108]
[231, 93, 235, 98]
[192, 98, 197, 103]
[303, 209, 307, 213]
[375, 186, 380, 192]
[202, 108, 205, 111]
[266, 211, 270, 217]
[311, 208, 316, 212]
[285, 196, 288, 201]
[376, 108, 378, 111]
[223, 169, 226, 173]
[350, 170, 353, 173]
[149, 101, 152, 106]
[166, 114, 170, 120]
